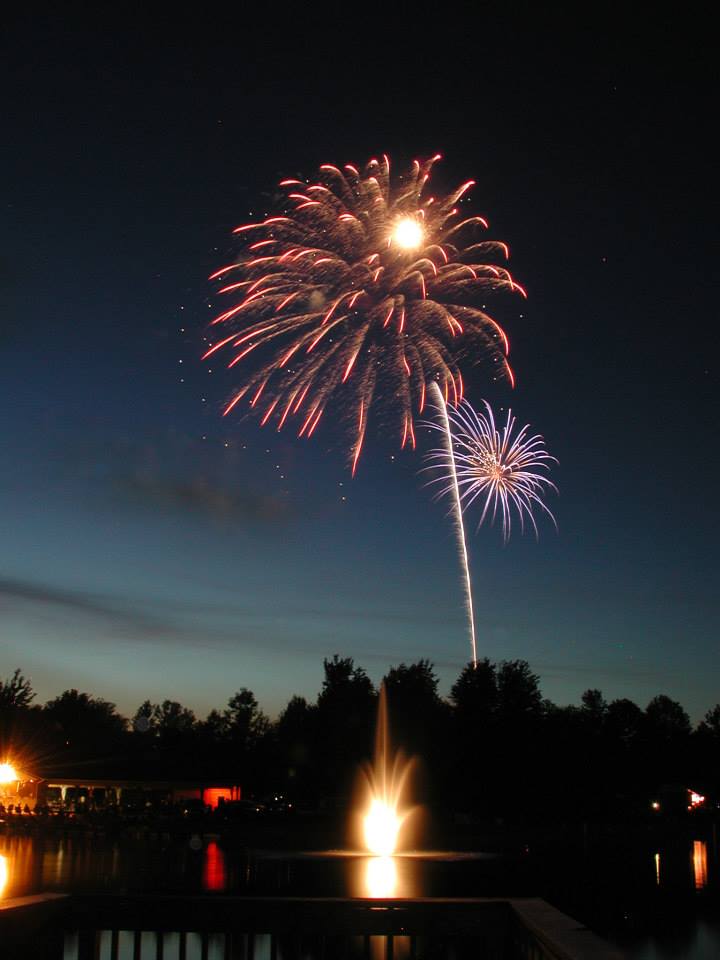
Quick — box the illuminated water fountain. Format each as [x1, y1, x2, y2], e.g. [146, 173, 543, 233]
[356, 684, 418, 897]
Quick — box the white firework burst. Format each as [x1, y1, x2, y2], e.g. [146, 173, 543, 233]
[425, 396, 557, 542]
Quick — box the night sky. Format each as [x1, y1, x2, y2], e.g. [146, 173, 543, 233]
[1, 10, 717, 721]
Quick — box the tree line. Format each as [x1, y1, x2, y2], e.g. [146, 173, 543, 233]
[2, 659, 720, 819]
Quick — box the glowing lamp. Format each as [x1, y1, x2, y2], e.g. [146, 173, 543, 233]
[0, 763, 18, 784]
[392, 218, 423, 250]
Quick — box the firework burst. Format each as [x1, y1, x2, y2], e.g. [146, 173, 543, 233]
[206, 155, 525, 472]
[423, 387, 557, 665]
[425, 394, 557, 543]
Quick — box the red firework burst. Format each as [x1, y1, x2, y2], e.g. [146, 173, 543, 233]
[206, 155, 525, 473]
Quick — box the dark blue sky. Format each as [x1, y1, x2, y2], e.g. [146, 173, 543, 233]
[1, 11, 717, 720]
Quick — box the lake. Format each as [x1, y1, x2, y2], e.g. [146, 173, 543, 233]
[2, 821, 718, 957]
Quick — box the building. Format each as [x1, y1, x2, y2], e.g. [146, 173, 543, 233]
[34, 777, 242, 811]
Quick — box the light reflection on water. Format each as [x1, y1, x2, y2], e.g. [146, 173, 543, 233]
[649, 839, 709, 894]
[202, 840, 226, 892]
[367, 936, 411, 960]
[693, 840, 708, 890]
[1, 833, 719, 960]
[365, 856, 397, 897]
[353, 854, 426, 898]
[1, 833, 716, 901]
[0, 836, 475, 899]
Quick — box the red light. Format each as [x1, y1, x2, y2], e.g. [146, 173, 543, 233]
[203, 788, 236, 809]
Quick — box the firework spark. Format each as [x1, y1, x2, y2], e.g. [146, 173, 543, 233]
[424, 389, 556, 665]
[207, 155, 524, 471]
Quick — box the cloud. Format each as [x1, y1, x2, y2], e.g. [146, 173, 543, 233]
[41, 426, 293, 529]
[532, 658, 668, 685]
[185, 597, 464, 630]
[0, 576, 345, 655]
[0, 575, 180, 642]
[115, 472, 290, 526]
[0, 575, 487, 672]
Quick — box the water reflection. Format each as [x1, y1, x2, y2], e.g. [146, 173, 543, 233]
[365, 856, 397, 897]
[648, 838, 713, 894]
[368, 935, 411, 960]
[346, 854, 419, 898]
[693, 840, 707, 889]
[202, 840, 227, 892]
[0, 831, 714, 905]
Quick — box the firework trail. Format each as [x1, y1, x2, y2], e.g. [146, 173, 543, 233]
[428, 382, 478, 665]
[424, 392, 557, 665]
[206, 155, 524, 472]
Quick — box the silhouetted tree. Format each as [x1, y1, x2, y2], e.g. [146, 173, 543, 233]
[318, 656, 374, 713]
[2, 656, 716, 822]
[199, 709, 226, 740]
[0, 669, 39, 769]
[605, 698, 644, 746]
[217, 689, 270, 789]
[486, 661, 543, 813]
[694, 705, 720, 797]
[638, 695, 692, 789]
[277, 695, 314, 744]
[496, 660, 542, 724]
[581, 689, 607, 723]
[697, 704, 720, 738]
[154, 700, 196, 736]
[645, 695, 691, 740]
[224, 689, 269, 747]
[451, 660, 498, 726]
[579, 689, 608, 764]
[275, 695, 316, 797]
[449, 660, 499, 813]
[131, 700, 156, 734]
[127, 699, 196, 777]
[540, 703, 587, 807]
[383, 660, 451, 803]
[43, 690, 127, 774]
[44, 690, 126, 739]
[187, 708, 230, 782]
[384, 659, 439, 704]
[315, 656, 376, 797]
[0, 669, 35, 710]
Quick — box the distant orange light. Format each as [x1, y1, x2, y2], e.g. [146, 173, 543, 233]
[203, 787, 234, 809]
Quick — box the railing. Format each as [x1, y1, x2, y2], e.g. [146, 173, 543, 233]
[1, 894, 624, 960]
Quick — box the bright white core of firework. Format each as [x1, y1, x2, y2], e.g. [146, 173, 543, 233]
[392, 218, 424, 250]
